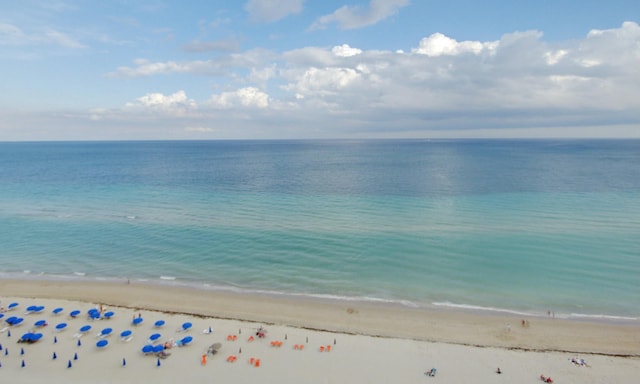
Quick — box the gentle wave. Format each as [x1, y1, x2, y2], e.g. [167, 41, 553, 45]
[568, 313, 638, 322]
[432, 301, 542, 317]
[0, 271, 420, 308]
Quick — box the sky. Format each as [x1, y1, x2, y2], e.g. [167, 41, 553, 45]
[1, 0, 639, 141]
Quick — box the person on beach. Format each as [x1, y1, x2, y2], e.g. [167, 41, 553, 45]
[540, 374, 553, 383]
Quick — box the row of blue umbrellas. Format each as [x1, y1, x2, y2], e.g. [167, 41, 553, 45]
[5, 304, 195, 350]
[5, 304, 193, 331]
[2, 303, 81, 317]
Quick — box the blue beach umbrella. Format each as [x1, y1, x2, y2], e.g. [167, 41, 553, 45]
[180, 336, 193, 346]
[0, 313, 4, 319]
[152, 344, 164, 354]
[5, 316, 18, 325]
[55, 323, 67, 331]
[120, 330, 132, 339]
[103, 311, 114, 319]
[149, 333, 161, 343]
[181, 322, 192, 331]
[30, 333, 43, 343]
[96, 339, 108, 348]
[26, 305, 39, 313]
[10, 317, 24, 327]
[141, 345, 153, 354]
[20, 333, 34, 342]
[132, 317, 143, 326]
[154, 320, 165, 328]
[8, 302, 19, 311]
[98, 328, 112, 338]
[52, 307, 64, 315]
[79, 325, 92, 334]
[34, 320, 47, 328]
[69, 310, 81, 318]
[34, 306, 45, 313]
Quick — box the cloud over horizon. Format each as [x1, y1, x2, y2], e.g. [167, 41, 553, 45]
[0, 2, 638, 140]
[79, 21, 639, 139]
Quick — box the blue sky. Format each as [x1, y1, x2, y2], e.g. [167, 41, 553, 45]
[1, 0, 638, 140]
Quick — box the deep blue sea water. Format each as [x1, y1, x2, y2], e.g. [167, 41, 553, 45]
[1, 139, 639, 320]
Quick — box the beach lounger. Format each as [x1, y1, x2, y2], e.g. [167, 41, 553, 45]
[97, 327, 113, 338]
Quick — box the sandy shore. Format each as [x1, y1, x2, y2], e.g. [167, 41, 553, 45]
[1, 279, 639, 383]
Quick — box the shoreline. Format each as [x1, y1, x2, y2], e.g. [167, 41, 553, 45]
[2, 278, 639, 357]
[4, 272, 638, 324]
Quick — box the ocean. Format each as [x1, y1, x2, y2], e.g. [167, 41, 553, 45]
[0, 139, 638, 320]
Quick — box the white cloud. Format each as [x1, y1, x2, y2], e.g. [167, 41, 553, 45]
[544, 49, 568, 65]
[110, 49, 275, 77]
[245, 0, 304, 23]
[105, 22, 638, 137]
[283, 68, 362, 98]
[112, 59, 194, 77]
[310, 0, 409, 30]
[126, 90, 197, 115]
[16, 21, 636, 140]
[209, 87, 270, 109]
[332, 44, 362, 57]
[412, 33, 496, 56]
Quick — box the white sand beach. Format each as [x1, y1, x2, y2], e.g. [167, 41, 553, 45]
[1, 279, 639, 383]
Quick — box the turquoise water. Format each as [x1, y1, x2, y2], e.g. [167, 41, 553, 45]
[0, 140, 638, 319]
